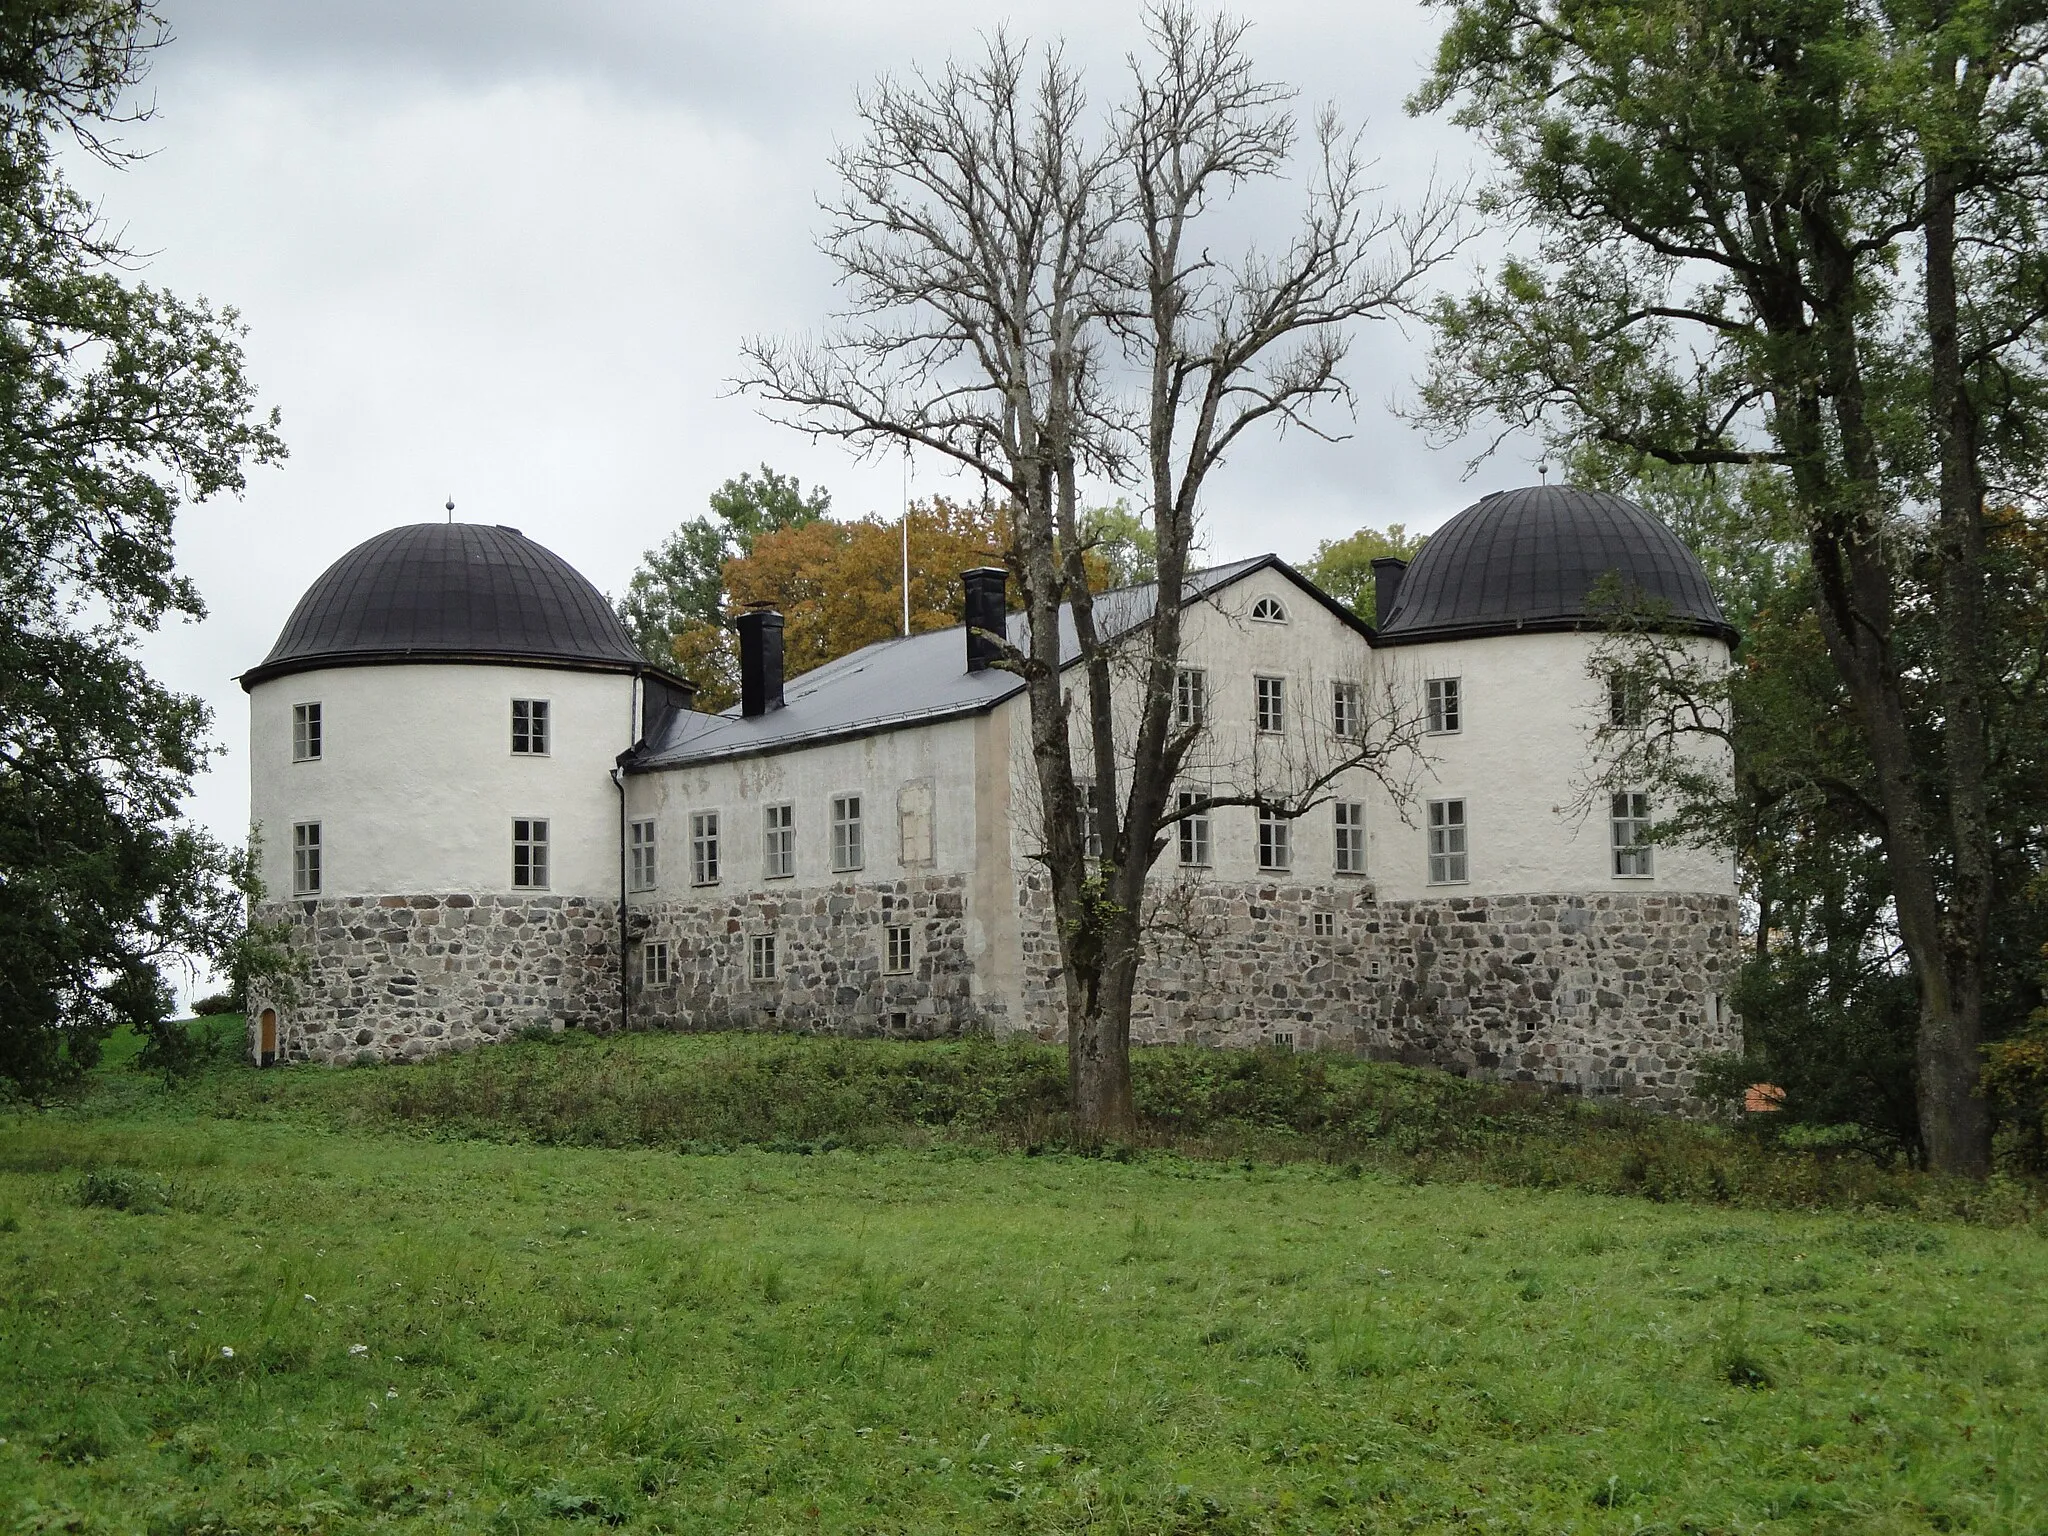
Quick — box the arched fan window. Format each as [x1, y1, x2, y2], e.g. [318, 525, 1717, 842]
[1250, 595, 1289, 623]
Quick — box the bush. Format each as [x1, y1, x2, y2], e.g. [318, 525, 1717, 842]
[191, 992, 240, 1017]
[1984, 1028, 2048, 1173]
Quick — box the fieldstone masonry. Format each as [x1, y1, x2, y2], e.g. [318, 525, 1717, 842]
[250, 893, 620, 1064]
[260, 878, 1739, 1108]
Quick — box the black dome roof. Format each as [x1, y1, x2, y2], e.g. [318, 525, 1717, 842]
[1375, 485, 1735, 646]
[242, 522, 650, 689]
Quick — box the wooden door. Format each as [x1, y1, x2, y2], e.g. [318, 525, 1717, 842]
[258, 1008, 277, 1067]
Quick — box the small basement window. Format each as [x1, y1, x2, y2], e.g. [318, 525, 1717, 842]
[642, 940, 671, 987]
[292, 702, 322, 762]
[511, 698, 550, 755]
[1312, 911, 1335, 938]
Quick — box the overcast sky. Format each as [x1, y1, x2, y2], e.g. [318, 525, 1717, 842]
[74, 1, 1540, 893]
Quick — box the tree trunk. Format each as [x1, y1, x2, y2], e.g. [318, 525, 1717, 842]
[1067, 923, 1140, 1142]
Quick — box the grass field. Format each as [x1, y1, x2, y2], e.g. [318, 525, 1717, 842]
[2, 1030, 2045, 1533]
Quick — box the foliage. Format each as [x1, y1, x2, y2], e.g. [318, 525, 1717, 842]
[1302, 521, 1427, 620]
[0, 0, 284, 1099]
[613, 463, 830, 681]
[1078, 500, 1157, 588]
[2, 1060, 2045, 1530]
[1414, 0, 2048, 1170]
[189, 992, 238, 1017]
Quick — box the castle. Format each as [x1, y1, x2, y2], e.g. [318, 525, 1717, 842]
[242, 484, 1744, 1104]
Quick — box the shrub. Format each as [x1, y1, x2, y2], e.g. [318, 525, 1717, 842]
[191, 993, 240, 1017]
[1984, 1028, 2048, 1174]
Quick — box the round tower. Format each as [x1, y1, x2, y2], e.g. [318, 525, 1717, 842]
[241, 522, 684, 1064]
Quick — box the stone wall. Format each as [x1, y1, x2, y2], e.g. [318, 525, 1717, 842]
[249, 893, 620, 1064]
[629, 874, 996, 1038]
[1015, 874, 1742, 1107]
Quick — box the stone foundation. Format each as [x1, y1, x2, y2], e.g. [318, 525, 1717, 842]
[630, 874, 994, 1038]
[250, 893, 620, 1064]
[1017, 874, 1742, 1107]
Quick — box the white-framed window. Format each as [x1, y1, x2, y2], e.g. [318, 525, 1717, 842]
[749, 932, 778, 982]
[1255, 675, 1285, 735]
[763, 803, 795, 879]
[511, 698, 550, 755]
[1177, 790, 1210, 867]
[1611, 791, 1655, 877]
[291, 702, 322, 762]
[885, 924, 913, 974]
[1251, 595, 1288, 623]
[1426, 677, 1461, 735]
[1427, 799, 1467, 884]
[1331, 681, 1362, 741]
[1334, 801, 1365, 874]
[1608, 673, 1645, 728]
[642, 941, 671, 987]
[1175, 667, 1208, 730]
[831, 794, 863, 872]
[690, 810, 720, 886]
[1257, 808, 1291, 871]
[291, 820, 321, 895]
[1312, 911, 1335, 938]
[628, 818, 657, 891]
[1077, 780, 1102, 859]
[513, 817, 550, 889]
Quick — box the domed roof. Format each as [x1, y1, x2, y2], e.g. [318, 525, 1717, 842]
[241, 522, 650, 689]
[1374, 484, 1735, 646]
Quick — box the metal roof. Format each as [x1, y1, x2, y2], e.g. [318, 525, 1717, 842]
[1374, 485, 1736, 647]
[630, 554, 1326, 770]
[241, 522, 665, 690]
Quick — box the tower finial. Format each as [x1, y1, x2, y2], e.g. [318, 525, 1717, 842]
[1538, 462, 1549, 484]
[445, 496, 455, 523]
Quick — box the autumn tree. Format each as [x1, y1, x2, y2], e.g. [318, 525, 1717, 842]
[1414, 0, 2048, 1171]
[743, 7, 1455, 1137]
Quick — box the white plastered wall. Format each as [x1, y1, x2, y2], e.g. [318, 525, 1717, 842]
[248, 662, 638, 900]
[1362, 630, 1736, 902]
[623, 713, 986, 893]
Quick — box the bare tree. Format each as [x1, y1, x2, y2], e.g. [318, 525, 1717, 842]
[742, 5, 1459, 1139]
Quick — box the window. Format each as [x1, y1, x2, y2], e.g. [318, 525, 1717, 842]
[292, 702, 322, 762]
[513, 817, 550, 889]
[763, 803, 794, 879]
[1077, 781, 1102, 859]
[1257, 808, 1291, 871]
[831, 794, 863, 872]
[1175, 667, 1208, 730]
[897, 780, 934, 866]
[1334, 801, 1365, 874]
[750, 932, 777, 982]
[1427, 799, 1467, 884]
[628, 819, 657, 891]
[1251, 595, 1288, 623]
[511, 698, 550, 755]
[1608, 672, 1645, 728]
[292, 821, 321, 895]
[886, 924, 913, 974]
[1177, 790, 1210, 867]
[1611, 791, 1655, 877]
[1312, 911, 1335, 938]
[1271, 1030, 1295, 1051]
[1331, 681, 1361, 741]
[1426, 677, 1461, 734]
[642, 941, 671, 987]
[690, 811, 720, 886]
[1255, 675, 1286, 734]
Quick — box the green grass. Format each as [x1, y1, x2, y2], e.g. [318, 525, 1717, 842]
[2, 1033, 2045, 1532]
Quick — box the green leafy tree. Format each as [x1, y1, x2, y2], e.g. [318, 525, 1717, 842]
[1079, 500, 1158, 588]
[1304, 523, 1427, 620]
[1414, 0, 2048, 1173]
[0, 1, 285, 1095]
[617, 465, 831, 671]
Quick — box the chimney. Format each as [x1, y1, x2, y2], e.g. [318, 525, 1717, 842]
[735, 602, 784, 717]
[1371, 557, 1409, 630]
[962, 566, 1008, 672]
